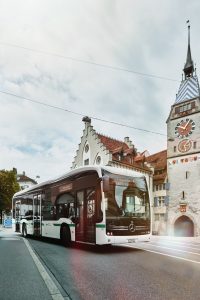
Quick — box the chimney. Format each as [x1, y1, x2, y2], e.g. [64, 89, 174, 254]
[124, 137, 133, 148]
[82, 116, 91, 124]
[82, 116, 91, 136]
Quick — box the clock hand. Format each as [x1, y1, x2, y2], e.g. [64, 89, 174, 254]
[183, 120, 190, 130]
[183, 140, 191, 151]
[177, 125, 185, 129]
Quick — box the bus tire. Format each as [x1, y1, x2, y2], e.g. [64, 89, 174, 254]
[22, 223, 28, 237]
[61, 225, 71, 247]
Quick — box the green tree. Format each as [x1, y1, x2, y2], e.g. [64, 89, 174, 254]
[0, 169, 20, 223]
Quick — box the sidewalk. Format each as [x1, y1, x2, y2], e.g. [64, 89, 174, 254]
[0, 224, 17, 234]
[0, 225, 53, 300]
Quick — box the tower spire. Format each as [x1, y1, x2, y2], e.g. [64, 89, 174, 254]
[183, 21, 194, 78]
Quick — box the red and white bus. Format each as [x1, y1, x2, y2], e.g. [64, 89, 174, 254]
[12, 166, 151, 245]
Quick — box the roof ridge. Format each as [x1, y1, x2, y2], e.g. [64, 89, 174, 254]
[97, 133, 125, 144]
[147, 149, 167, 158]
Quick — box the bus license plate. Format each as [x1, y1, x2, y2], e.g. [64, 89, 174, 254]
[128, 239, 137, 243]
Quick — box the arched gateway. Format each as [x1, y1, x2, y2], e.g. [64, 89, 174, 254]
[174, 216, 194, 237]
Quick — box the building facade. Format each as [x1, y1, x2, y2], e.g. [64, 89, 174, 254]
[13, 168, 37, 190]
[71, 26, 200, 237]
[72, 116, 153, 197]
[145, 150, 169, 235]
[166, 25, 200, 236]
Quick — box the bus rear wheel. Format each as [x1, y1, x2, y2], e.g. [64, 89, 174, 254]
[61, 225, 71, 247]
[22, 223, 27, 237]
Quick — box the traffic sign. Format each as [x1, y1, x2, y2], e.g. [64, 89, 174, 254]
[4, 218, 12, 228]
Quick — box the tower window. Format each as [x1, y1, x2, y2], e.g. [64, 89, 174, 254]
[174, 146, 177, 152]
[193, 141, 197, 149]
[182, 191, 185, 199]
[175, 102, 195, 114]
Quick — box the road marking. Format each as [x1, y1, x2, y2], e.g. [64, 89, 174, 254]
[151, 238, 200, 245]
[142, 243, 200, 256]
[148, 241, 200, 252]
[1, 237, 21, 240]
[151, 238, 200, 247]
[123, 244, 200, 265]
[23, 238, 68, 300]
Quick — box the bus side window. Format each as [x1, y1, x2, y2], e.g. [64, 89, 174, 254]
[56, 193, 75, 220]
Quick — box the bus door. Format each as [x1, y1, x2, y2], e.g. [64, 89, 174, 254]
[33, 195, 42, 236]
[15, 200, 21, 232]
[76, 188, 96, 243]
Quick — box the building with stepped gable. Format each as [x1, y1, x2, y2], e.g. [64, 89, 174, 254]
[71, 116, 153, 202]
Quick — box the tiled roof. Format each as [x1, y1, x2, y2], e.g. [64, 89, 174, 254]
[97, 134, 130, 153]
[17, 174, 37, 184]
[97, 134, 151, 173]
[145, 150, 167, 170]
[145, 150, 167, 183]
[134, 154, 145, 162]
[153, 173, 167, 181]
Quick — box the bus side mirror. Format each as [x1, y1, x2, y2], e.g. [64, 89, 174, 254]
[102, 175, 110, 192]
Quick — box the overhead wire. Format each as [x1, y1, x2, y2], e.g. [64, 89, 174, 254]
[0, 89, 166, 136]
[0, 42, 170, 137]
[0, 42, 179, 82]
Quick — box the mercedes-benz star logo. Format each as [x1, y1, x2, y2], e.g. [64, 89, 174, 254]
[128, 221, 135, 232]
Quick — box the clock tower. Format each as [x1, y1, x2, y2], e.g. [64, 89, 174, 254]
[167, 24, 200, 236]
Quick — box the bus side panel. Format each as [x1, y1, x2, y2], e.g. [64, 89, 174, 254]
[42, 220, 60, 239]
[95, 225, 109, 245]
[40, 220, 75, 241]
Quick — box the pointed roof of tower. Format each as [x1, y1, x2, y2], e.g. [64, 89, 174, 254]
[183, 23, 194, 78]
[175, 75, 200, 103]
[175, 22, 200, 104]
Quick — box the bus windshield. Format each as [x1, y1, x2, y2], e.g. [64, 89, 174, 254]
[103, 173, 150, 219]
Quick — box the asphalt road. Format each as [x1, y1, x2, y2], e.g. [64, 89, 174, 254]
[27, 236, 200, 300]
[1, 227, 200, 300]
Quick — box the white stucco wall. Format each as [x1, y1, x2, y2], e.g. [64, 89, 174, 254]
[72, 121, 112, 168]
[167, 98, 200, 236]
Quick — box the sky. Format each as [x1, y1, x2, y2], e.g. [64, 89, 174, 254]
[0, 0, 200, 183]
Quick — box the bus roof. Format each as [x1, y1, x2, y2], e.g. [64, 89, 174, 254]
[13, 165, 147, 197]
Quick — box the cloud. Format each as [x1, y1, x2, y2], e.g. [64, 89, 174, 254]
[0, 0, 199, 181]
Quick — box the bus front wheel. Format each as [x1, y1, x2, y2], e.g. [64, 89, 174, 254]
[61, 225, 71, 247]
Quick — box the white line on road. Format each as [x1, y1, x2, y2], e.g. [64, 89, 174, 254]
[23, 238, 68, 300]
[147, 241, 200, 253]
[151, 237, 200, 245]
[123, 244, 200, 265]
[151, 239, 200, 248]
[1, 237, 21, 240]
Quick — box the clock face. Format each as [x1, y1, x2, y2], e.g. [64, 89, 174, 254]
[175, 119, 195, 138]
[178, 139, 192, 153]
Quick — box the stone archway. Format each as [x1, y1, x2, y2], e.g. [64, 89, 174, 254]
[174, 216, 194, 237]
